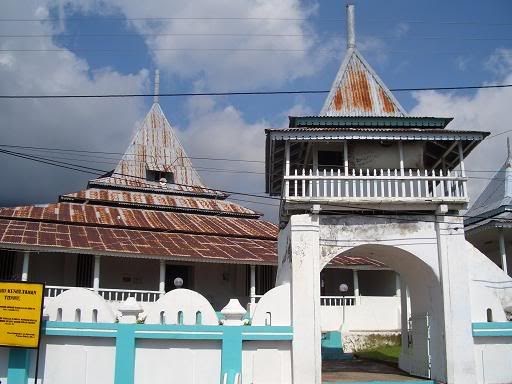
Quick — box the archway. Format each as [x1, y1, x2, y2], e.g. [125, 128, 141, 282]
[320, 244, 445, 380]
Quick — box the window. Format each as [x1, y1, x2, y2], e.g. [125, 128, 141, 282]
[318, 150, 343, 171]
[0, 250, 16, 280]
[146, 170, 174, 183]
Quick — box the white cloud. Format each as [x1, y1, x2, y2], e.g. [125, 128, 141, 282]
[410, 48, 512, 205]
[0, 1, 148, 205]
[75, 0, 329, 90]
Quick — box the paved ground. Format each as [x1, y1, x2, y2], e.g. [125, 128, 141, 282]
[322, 358, 428, 382]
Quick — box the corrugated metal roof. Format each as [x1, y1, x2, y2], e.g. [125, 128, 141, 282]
[89, 176, 228, 198]
[0, 218, 277, 264]
[113, 103, 205, 187]
[320, 48, 406, 117]
[0, 203, 277, 240]
[60, 189, 259, 218]
[0, 217, 382, 267]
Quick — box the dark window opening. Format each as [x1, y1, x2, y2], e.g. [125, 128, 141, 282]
[146, 170, 174, 183]
[318, 151, 343, 171]
[0, 250, 16, 280]
[76, 254, 94, 287]
[486, 308, 493, 322]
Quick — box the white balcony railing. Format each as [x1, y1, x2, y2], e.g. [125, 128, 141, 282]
[45, 285, 162, 303]
[320, 296, 357, 306]
[284, 168, 467, 202]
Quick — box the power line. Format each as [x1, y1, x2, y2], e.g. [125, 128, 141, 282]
[0, 84, 510, 99]
[0, 146, 510, 226]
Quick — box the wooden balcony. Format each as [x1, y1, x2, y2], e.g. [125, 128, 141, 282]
[283, 168, 468, 207]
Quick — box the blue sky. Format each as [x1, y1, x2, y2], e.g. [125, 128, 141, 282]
[1, 0, 512, 221]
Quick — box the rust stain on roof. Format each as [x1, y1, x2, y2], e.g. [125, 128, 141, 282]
[320, 49, 406, 117]
[0, 203, 277, 240]
[61, 189, 259, 217]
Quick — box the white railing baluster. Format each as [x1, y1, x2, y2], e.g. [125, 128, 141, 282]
[380, 169, 384, 197]
[316, 169, 320, 198]
[309, 169, 313, 197]
[439, 169, 445, 197]
[352, 169, 356, 197]
[337, 169, 341, 197]
[432, 170, 437, 197]
[373, 169, 377, 197]
[424, 169, 429, 197]
[323, 169, 327, 197]
[417, 170, 421, 198]
[447, 170, 452, 197]
[366, 169, 371, 197]
[359, 169, 363, 197]
[387, 169, 391, 197]
[294, 169, 298, 197]
[302, 169, 306, 197]
[330, 169, 334, 197]
[454, 170, 460, 197]
[409, 169, 414, 198]
[394, 169, 399, 197]
[344, 168, 349, 197]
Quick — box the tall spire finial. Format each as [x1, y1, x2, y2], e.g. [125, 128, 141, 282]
[153, 69, 160, 104]
[346, 4, 355, 49]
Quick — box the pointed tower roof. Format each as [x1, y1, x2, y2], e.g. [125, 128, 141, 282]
[320, 5, 407, 117]
[465, 138, 512, 227]
[112, 102, 205, 188]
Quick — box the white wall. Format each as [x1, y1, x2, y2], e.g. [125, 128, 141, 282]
[242, 341, 292, 384]
[320, 296, 401, 332]
[135, 339, 221, 384]
[0, 347, 8, 383]
[473, 338, 512, 384]
[31, 336, 115, 384]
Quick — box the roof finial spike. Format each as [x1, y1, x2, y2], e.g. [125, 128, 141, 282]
[153, 69, 160, 104]
[346, 4, 355, 49]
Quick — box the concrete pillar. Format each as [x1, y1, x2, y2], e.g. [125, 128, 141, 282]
[21, 251, 30, 282]
[352, 269, 359, 298]
[435, 212, 476, 383]
[159, 259, 166, 297]
[250, 265, 256, 305]
[93, 255, 101, 292]
[395, 272, 401, 297]
[289, 214, 321, 384]
[499, 232, 509, 275]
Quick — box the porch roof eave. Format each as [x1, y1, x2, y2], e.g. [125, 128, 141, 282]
[0, 242, 278, 266]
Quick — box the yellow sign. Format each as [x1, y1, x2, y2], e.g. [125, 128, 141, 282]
[0, 281, 44, 348]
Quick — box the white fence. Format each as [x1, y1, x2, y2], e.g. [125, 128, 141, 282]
[45, 285, 161, 303]
[320, 296, 356, 306]
[284, 168, 467, 201]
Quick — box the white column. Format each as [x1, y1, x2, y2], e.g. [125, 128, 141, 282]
[21, 251, 30, 282]
[289, 214, 321, 384]
[458, 141, 467, 197]
[159, 259, 166, 296]
[435, 212, 477, 382]
[93, 255, 101, 292]
[499, 232, 509, 275]
[352, 269, 359, 298]
[344, 140, 349, 196]
[395, 272, 401, 297]
[250, 265, 256, 305]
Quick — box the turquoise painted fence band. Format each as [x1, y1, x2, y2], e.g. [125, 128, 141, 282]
[472, 322, 512, 337]
[7, 348, 30, 384]
[221, 327, 243, 384]
[115, 326, 136, 384]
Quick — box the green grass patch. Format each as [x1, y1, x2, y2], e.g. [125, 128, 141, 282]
[356, 344, 401, 364]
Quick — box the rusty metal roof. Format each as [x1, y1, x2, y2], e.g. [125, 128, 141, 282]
[320, 48, 406, 117]
[60, 189, 260, 218]
[0, 203, 276, 240]
[0, 218, 277, 264]
[0, 216, 385, 267]
[112, 103, 205, 187]
[89, 176, 228, 198]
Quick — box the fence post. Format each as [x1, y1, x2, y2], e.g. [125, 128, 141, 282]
[220, 327, 243, 384]
[114, 324, 135, 384]
[7, 348, 30, 384]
